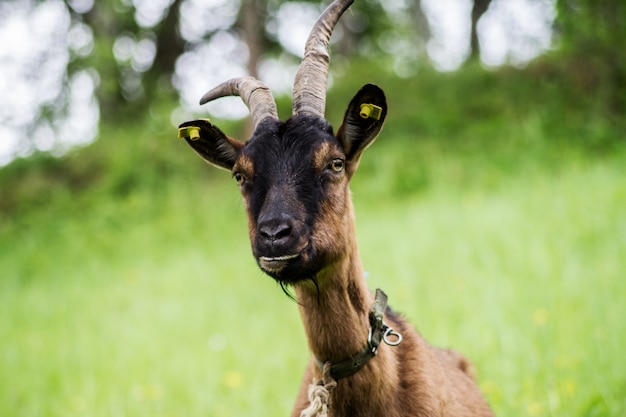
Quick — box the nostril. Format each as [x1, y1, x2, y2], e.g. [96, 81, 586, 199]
[273, 223, 291, 240]
[259, 221, 292, 243]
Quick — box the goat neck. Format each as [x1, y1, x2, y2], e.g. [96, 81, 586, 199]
[294, 204, 373, 364]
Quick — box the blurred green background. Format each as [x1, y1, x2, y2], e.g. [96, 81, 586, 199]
[1, 0, 625, 416]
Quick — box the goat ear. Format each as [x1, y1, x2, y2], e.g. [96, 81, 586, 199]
[178, 119, 243, 171]
[336, 84, 387, 174]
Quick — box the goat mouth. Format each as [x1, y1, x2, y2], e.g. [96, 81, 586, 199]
[258, 253, 300, 273]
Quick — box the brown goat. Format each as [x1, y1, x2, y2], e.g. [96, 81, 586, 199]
[177, 0, 495, 415]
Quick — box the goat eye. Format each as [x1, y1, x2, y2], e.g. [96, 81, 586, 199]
[233, 172, 246, 185]
[328, 158, 345, 172]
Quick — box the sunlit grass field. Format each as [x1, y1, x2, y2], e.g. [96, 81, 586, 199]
[2, 142, 624, 416]
[1, 65, 625, 416]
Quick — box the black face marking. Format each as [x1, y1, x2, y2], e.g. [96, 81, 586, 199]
[180, 85, 387, 288]
[234, 115, 348, 284]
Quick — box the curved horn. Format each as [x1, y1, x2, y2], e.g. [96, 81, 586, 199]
[199, 77, 279, 129]
[292, 0, 354, 118]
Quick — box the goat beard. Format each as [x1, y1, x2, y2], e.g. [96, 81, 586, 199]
[256, 238, 347, 305]
[277, 276, 321, 305]
[260, 250, 334, 305]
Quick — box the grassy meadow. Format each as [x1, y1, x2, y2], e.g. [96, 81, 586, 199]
[1, 64, 625, 416]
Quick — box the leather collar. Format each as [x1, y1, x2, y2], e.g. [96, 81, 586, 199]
[314, 288, 403, 381]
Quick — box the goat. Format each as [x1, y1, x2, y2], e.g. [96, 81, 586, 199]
[177, 0, 495, 415]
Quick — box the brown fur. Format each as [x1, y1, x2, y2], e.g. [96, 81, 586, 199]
[287, 184, 494, 417]
[179, 113, 495, 415]
[179, 61, 493, 417]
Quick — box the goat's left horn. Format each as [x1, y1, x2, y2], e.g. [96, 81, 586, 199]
[200, 77, 279, 129]
[292, 0, 354, 118]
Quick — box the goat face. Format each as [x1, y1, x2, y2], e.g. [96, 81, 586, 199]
[178, 0, 382, 284]
[179, 84, 387, 284]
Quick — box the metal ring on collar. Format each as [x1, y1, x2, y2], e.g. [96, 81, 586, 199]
[382, 326, 403, 346]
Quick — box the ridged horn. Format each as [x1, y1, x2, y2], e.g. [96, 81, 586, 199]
[199, 77, 278, 129]
[292, 0, 354, 118]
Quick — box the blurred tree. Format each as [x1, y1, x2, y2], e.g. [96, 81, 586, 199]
[79, 0, 185, 120]
[240, 0, 265, 78]
[555, 0, 626, 113]
[470, 0, 491, 59]
[2, 0, 568, 164]
[68, 0, 429, 121]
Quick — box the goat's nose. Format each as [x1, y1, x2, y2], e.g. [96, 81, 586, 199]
[259, 220, 292, 245]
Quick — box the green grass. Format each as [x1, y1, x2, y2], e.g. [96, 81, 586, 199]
[0, 178, 307, 417]
[2, 149, 625, 416]
[1, 63, 625, 416]
[355, 158, 626, 416]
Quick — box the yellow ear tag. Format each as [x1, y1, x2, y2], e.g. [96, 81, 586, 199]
[178, 126, 201, 141]
[359, 103, 382, 120]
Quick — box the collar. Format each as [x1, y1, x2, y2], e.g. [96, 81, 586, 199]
[314, 288, 403, 381]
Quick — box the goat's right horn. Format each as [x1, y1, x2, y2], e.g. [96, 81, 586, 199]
[199, 77, 279, 130]
[292, 0, 354, 118]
